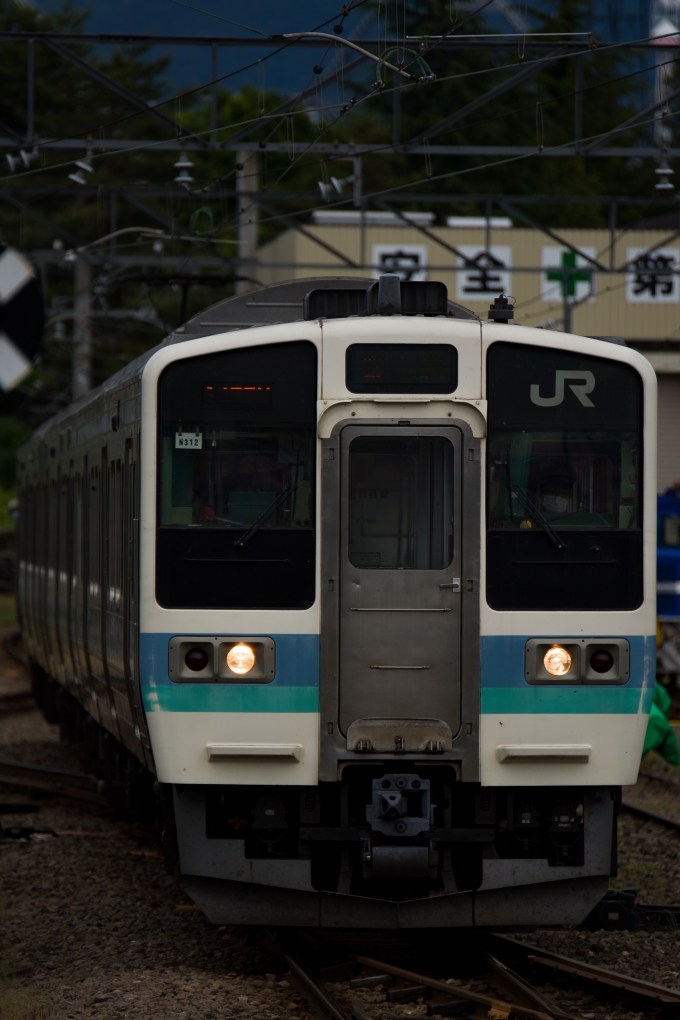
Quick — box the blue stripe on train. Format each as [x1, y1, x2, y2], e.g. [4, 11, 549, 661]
[481, 634, 656, 714]
[140, 632, 319, 713]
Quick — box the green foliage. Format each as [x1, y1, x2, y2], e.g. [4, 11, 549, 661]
[0, 418, 30, 489]
[330, 0, 656, 221]
[0, 0, 668, 435]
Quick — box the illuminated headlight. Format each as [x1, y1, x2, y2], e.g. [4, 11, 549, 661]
[226, 643, 256, 675]
[543, 645, 572, 676]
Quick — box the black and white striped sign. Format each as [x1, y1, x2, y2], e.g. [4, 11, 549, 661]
[0, 243, 44, 390]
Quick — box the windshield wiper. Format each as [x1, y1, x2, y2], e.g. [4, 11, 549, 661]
[509, 484, 567, 551]
[233, 486, 295, 548]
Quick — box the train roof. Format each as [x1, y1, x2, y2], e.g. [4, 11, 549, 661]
[29, 276, 477, 439]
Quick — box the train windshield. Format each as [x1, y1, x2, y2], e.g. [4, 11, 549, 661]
[156, 340, 317, 610]
[488, 429, 639, 531]
[159, 426, 313, 530]
[486, 341, 643, 611]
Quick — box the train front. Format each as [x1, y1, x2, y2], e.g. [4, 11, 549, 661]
[139, 280, 657, 928]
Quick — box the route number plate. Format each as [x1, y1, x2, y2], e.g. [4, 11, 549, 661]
[175, 432, 202, 449]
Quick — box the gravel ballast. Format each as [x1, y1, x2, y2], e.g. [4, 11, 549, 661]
[0, 629, 679, 1019]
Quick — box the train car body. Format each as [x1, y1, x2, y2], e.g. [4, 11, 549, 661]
[16, 275, 657, 929]
[657, 488, 680, 619]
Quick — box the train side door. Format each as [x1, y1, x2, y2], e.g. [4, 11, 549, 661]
[338, 426, 462, 743]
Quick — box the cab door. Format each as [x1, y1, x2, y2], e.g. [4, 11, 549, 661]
[338, 426, 462, 739]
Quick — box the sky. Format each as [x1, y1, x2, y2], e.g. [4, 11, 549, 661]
[34, 0, 373, 96]
[32, 0, 653, 101]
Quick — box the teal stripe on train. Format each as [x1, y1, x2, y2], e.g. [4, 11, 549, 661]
[142, 685, 318, 713]
[481, 634, 656, 714]
[482, 685, 654, 715]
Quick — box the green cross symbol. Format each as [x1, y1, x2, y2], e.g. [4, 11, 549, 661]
[545, 250, 591, 298]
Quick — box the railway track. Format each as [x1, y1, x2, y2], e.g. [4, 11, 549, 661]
[0, 758, 106, 806]
[2, 630, 28, 670]
[619, 766, 680, 830]
[0, 630, 34, 715]
[275, 930, 680, 1020]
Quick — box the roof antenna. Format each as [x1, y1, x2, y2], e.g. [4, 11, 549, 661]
[488, 293, 514, 324]
[377, 273, 401, 315]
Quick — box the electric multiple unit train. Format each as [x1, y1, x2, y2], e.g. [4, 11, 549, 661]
[16, 274, 656, 929]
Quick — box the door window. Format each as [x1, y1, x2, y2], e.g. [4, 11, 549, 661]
[347, 436, 453, 570]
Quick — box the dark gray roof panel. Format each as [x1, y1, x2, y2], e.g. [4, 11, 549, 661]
[30, 277, 477, 438]
[183, 276, 478, 335]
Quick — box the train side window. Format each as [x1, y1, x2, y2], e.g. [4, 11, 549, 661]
[664, 515, 680, 546]
[108, 460, 122, 607]
[156, 340, 317, 610]
[88, 467, 100, 602]
[486, 342, 643, 611]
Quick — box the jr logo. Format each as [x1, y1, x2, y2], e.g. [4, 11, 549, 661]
[530, 370, 595, 407]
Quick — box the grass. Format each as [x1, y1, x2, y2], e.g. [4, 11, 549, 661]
[0, 594, 16, 626]
[0, 985, 51, 1019]
[0, 896, 50, 1019]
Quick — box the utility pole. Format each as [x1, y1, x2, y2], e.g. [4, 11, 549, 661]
[73, 257, 92, 399]
[210, 43, 218, 145]
[392, 76, 401, 146]
[236, 150, 259, 294]
[26, 39, 34, 143]
[574, 55, 583, 153]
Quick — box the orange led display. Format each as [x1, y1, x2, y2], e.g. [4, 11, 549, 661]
[203, 383, 272, 406]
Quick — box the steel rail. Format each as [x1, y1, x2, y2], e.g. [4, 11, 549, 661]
[297, 931, 680, 1020]
[0, 690, 35, 714]
[638, 766, 680, 788]
[348, 953, 555, 1020]
[620, 798, 680, 831]
[0, 758, 106, 807]
[280, 931, 564, 1020]
[527, 954, 680, 1013]
[282, 952, 353, 1020]
[490, 934, 680, 1014]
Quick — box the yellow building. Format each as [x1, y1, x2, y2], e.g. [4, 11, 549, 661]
[256, 213, 680, 489]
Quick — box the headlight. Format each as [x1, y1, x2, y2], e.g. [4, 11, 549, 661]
[544, 645, 572, 676]
[226, 643, 256, 675]
[185, 647, 209, 672]
[590, 649, 614, 674]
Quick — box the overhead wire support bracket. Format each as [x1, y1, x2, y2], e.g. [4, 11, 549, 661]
[277, 33, 419, 80]
[374, 48, 435, 86]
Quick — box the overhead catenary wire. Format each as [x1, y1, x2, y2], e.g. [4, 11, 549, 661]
[161, 28, 680, 205]
[61, 100, 680, 280]
[0, 0, 374, 163]
[5, 6, 680, 291]
[2, 6, 664, 168]
[2, 24, 679, 189]
[214, 27, 680, 235]
[178, 29, 680, 230]
[166, 0, 270, 37]
[230, 105, 680, 243]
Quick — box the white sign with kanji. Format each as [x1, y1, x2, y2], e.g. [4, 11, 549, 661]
[626, 247, 680, 303]
[456, 246, 511, 302]
[371, 244, 427, 281]
[541, 247, 596, 303]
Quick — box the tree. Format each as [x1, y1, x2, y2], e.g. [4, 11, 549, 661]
[0, 0, 667, 433]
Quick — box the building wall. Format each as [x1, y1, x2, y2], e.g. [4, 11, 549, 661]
[657, 375, 680, 492]
[256, 224, 680, 341]
[256, 222, 680, 491]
